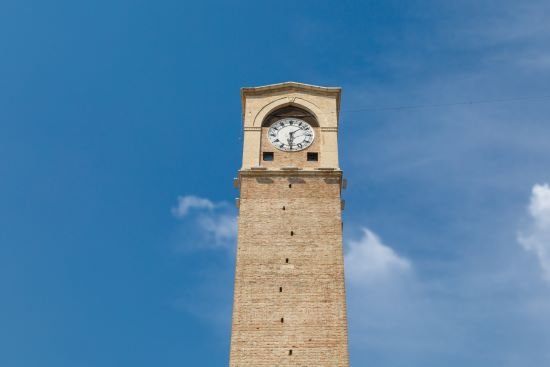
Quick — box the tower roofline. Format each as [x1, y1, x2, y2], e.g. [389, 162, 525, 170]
[241, 81, 341, 117]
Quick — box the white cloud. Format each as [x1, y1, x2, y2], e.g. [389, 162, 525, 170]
[343, 227, 457, 357]
[518, 183, 550, 282]
[172, 195, 216, 218]
[345, 228, 411, 286]
[172, 195, 237, 250]
[198, 213, 238, 245]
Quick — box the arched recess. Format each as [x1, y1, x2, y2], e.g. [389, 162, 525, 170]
[251, 96, 325, 128]
[262, 105, 319, 127]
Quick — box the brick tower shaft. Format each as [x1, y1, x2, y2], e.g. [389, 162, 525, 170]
[229, 82, 349, 366]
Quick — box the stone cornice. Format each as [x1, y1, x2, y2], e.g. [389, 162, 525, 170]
[241, 82, 341, 121]
[238, 168, 343, 178]
[244, 126, 337, 132]
[241, 81, 341, 96]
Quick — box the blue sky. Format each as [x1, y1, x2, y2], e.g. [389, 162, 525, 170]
[1, 1, 550, 366]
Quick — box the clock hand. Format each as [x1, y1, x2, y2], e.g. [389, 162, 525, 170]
[291, 129, 306, 139]
[287, 131, 295, 148]
[287, 138, 293, 149]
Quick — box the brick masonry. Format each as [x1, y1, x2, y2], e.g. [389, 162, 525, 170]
[229, 173, 349, 366]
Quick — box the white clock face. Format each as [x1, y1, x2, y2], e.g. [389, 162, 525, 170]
[268, 118, 315, 151]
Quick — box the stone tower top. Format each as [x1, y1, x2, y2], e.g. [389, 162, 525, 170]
[240, 82, 342, 170]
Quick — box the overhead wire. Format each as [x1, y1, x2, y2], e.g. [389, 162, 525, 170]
[337, 94, 550, 115]
[238, 93, 550, 139]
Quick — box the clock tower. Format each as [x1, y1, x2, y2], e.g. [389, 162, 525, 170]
[230, 82, 349, 366]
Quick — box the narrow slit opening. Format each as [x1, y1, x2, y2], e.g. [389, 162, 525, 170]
[281, 317, 284, 323]
[279, 287, 283, 292]
[286, 258, 289, 263]
[290, 231, 294, 236]
[289, 350, 293, 356]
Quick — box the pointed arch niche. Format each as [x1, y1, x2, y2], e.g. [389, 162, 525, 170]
[252, 97, 326, 128]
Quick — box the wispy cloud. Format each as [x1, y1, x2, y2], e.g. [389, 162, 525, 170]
[345, 228, 411, 286]
[197, 213, 238, 244]
[172, 195, 217, 217]
[518, 183, 550, 282]
[172, 195, 237, 250]
[343, 227, 459, 358]
[170, 195, 237, 330]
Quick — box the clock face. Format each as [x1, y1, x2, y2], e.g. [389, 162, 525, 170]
[268, 118, 315, 151]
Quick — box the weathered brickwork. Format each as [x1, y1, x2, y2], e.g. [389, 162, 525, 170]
[230, 82, 349, 366]
[229, 174, 349, 366]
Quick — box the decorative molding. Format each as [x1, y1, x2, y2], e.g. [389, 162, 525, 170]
[280, 166, 302, 171]
[239, 169, 342, 178]
[317, 167, 336, 171]
[320, 127, 338, 132]
[241, 82, 341, 100]
[244, 127, 262, 131]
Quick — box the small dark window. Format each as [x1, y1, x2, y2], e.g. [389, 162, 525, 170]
[279, 287, 283, 292]
[282, 206, 286, 210]
[285, 258, 289, 263]
[263, 152, 274, 161]
[289, 350, 293, 356]
[290, 231, 294, 236]
[307, 152, 318, 161]
[289, 184, 292, 188]
[281, 317, 284, 323]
